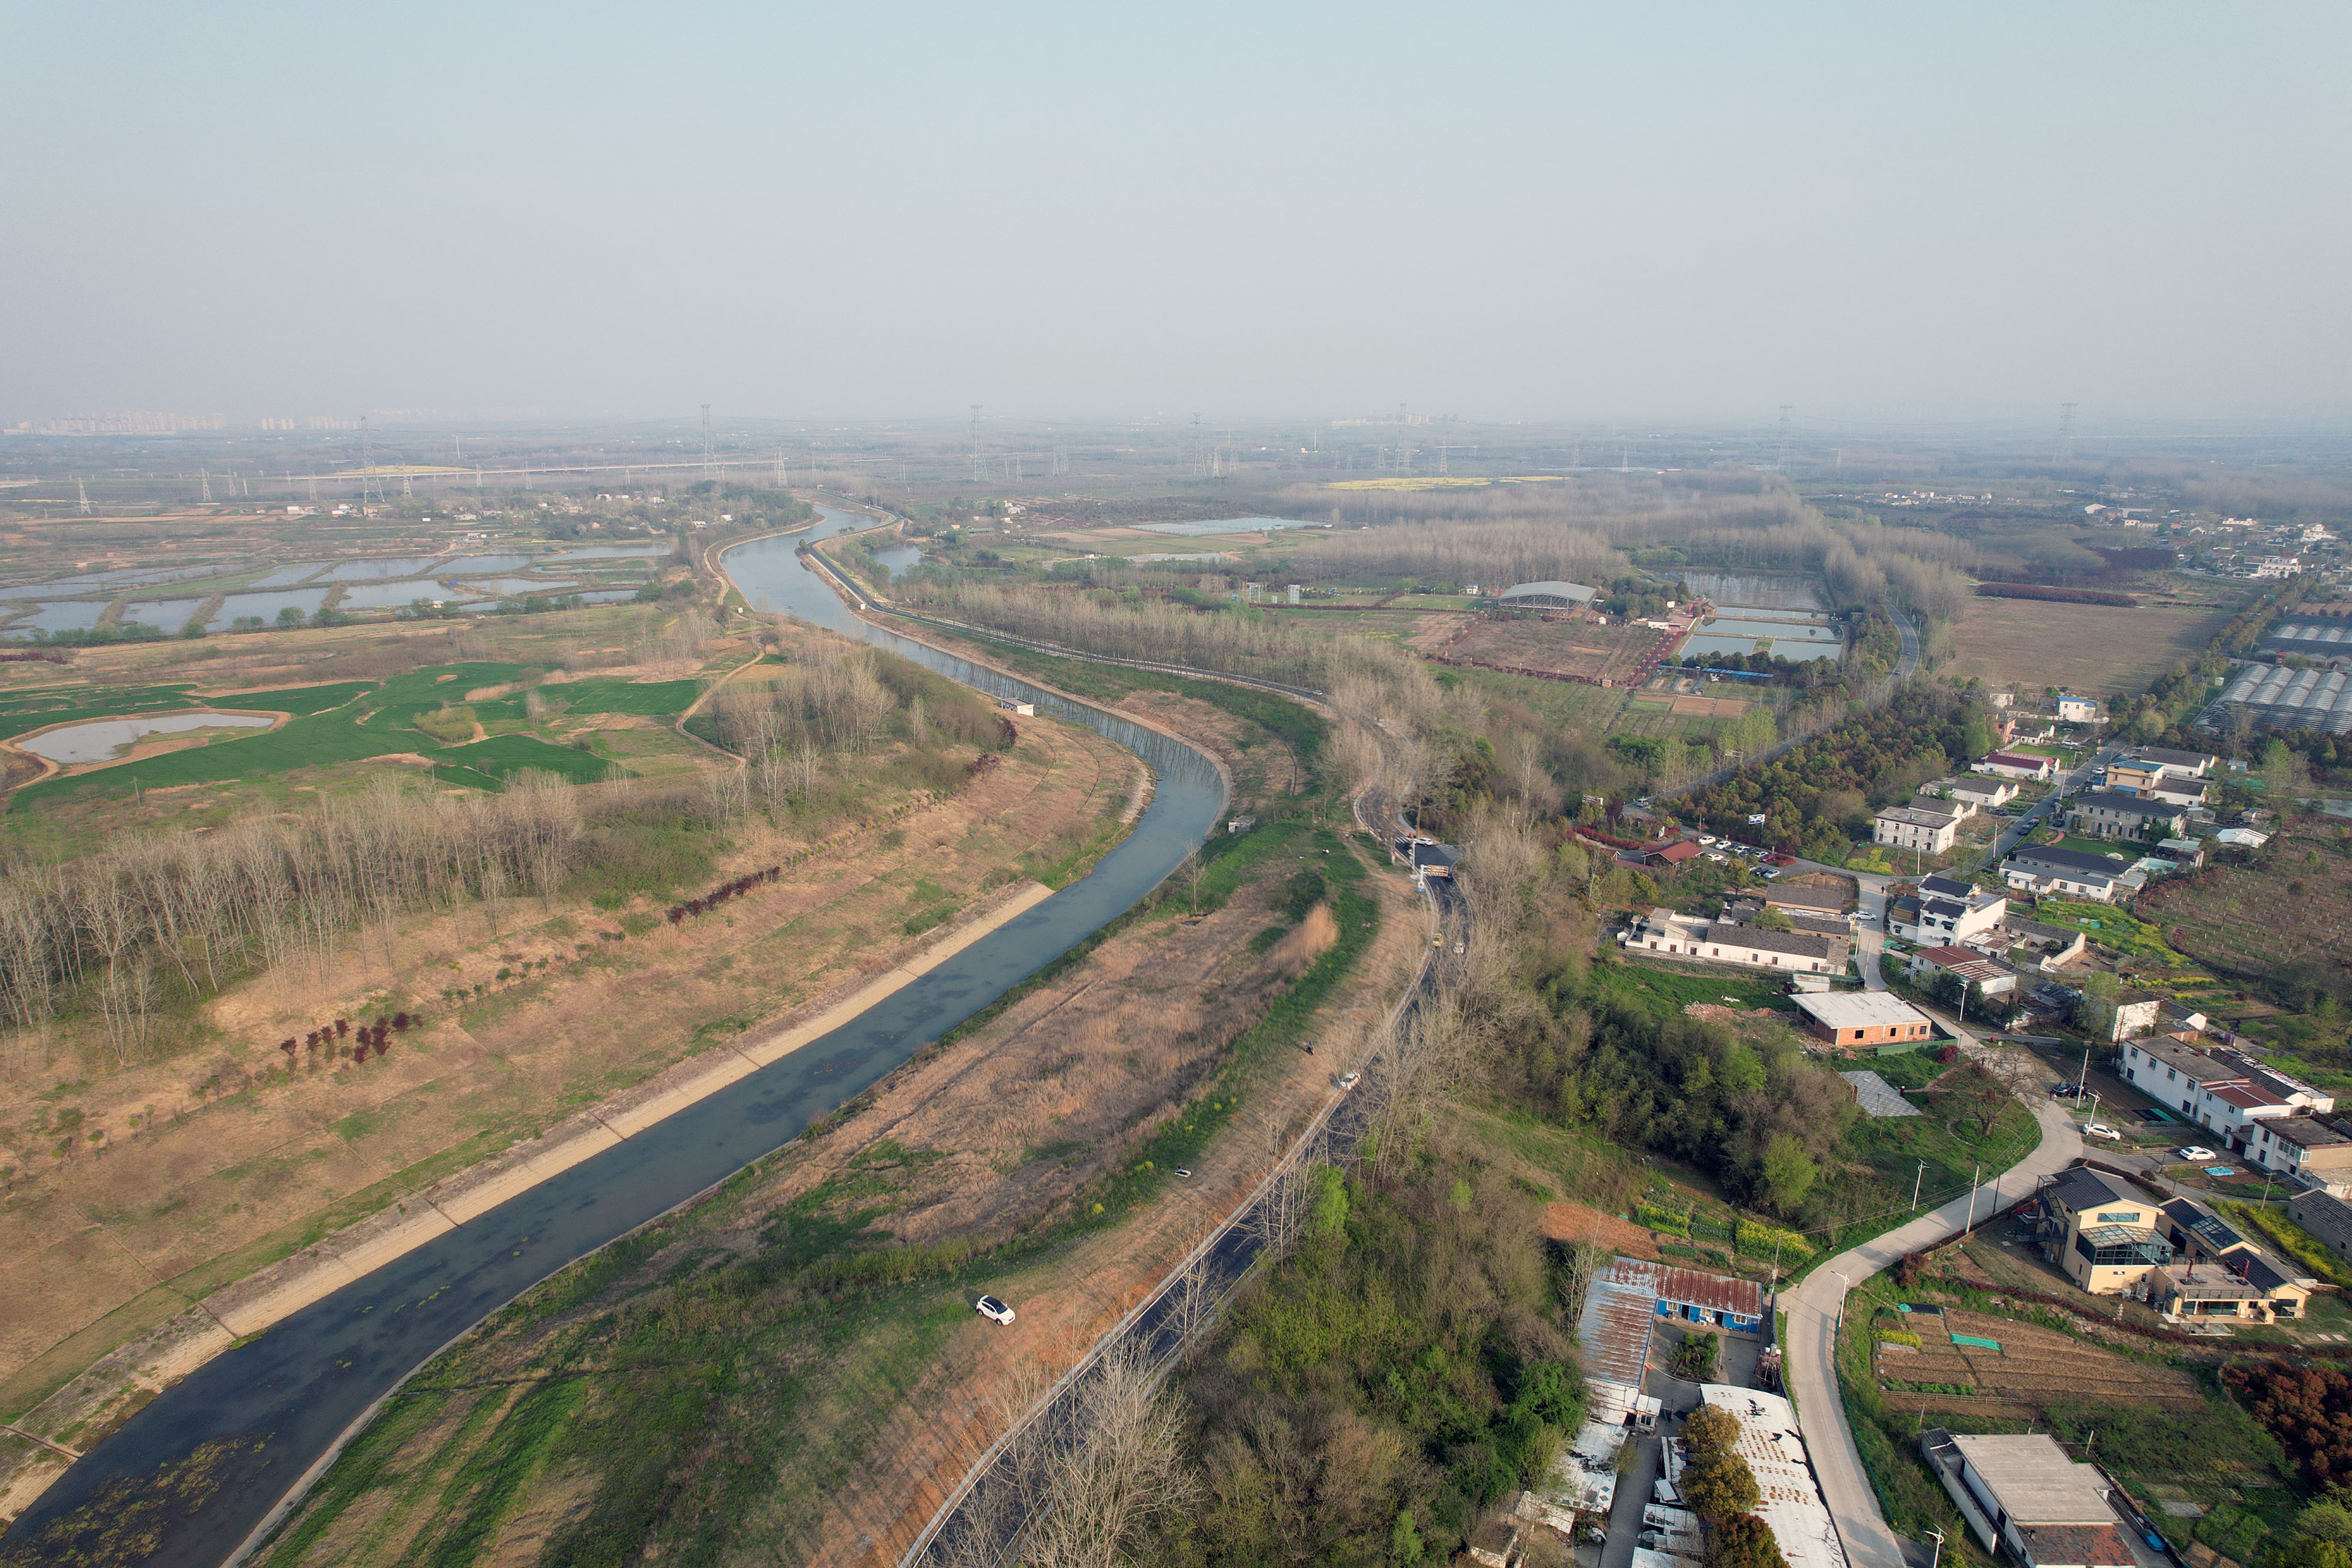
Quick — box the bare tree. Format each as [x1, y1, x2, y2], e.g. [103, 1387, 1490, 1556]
[1020, 1346, 1201, 1568]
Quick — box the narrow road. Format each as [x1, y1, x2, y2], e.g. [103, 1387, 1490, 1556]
[1783, 1099, 2083, 1568]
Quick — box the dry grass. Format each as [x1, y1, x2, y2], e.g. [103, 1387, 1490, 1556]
[1948, 594, 2234, 696]
[0, 711, 1137, 1409]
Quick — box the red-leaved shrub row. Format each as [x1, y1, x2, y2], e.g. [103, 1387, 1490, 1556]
[276, 1012, 415, 1066]
[667, 867, 781, 924]
[1973, 583, 2138, 607]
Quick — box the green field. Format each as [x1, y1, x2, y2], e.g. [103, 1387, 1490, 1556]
[9, 662, 641, 810]
[0, 683, 204, 738]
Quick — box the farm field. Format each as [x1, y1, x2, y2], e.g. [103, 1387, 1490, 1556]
[1949, 594, 2234, 695]
[2141, 819, 2352, 1002]
[1428, 611, 1668, 684]
[1873, 1305, 2204, 1421]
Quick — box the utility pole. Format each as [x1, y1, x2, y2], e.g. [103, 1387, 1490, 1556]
[1912, 1159, 1926, 1212]
[1966, 1162, 1981, 1231]
[2076, 1042, 2091, 1106]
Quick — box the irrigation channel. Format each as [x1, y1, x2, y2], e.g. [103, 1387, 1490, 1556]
[3, 507, 1228, 1568]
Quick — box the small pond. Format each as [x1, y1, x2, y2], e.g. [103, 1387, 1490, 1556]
[21, 710, 275, 764]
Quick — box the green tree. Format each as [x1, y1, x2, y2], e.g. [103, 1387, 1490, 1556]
[1758, 1132, 1818, 1216]
[2072, 971, 2122, 1040]
[2293, 1500, 2352, 1568]
[275, 605, 305, 627]
[1682, 1447, 1762, 1522]
[1709, 1512, 1789, 1568]
[1755, 905, 1793, 932]
[1683, 1403, 1740, 1455]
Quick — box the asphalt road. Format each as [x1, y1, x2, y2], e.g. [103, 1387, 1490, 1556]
[1782, 1098, 2085, 1568]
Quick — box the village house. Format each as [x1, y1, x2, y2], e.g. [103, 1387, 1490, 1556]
[1906, 945, 2019, 997]
[2289, 1189, 2352, 1260]
[2120, 1034, 2336, 1158]
[1789, 991, 1934, 1049]
[1976, 749, 2058, 783]
[1999, 845, 2134, 902]
[2147, 1198, 2313, 1321]
[1617, 909, 1847, 975]
[2134, 745, 2217, 777]
[2034, 1166, 2171, 1295]
[1918, 1430, 2136, 1568]
[1762, 881, 1851, 922]
[2067, 791, 2187, 841]
[2251, 1115, 2352, 1192]
[2056, 694, 2100, 724]
[2103, 757, 2209, 807]
[1889, 874, 2009, 946]
[1999, 914, 2088, 968]
[1873, 804, 1962, 855]
[1923, 774, 2019, 811]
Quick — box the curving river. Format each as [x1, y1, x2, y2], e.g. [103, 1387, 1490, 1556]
[4, 507, 1225, 1567]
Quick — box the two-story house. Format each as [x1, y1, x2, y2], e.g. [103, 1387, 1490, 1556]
[1874, 804, 1962, 855]
[2068, 791, 2187, 842]
[2035, 1166, 2170, 1295]
[2250, 1116, 2352, 1192]
[2000, 845, 2133, 903]
[1889, 874, 2009, 946]
[2120, 1035, 2336, 1158]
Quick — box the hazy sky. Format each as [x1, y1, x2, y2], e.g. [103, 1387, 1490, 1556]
[5, 2, 2346, 427]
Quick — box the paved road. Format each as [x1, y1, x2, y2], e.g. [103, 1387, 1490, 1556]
[1783, 1098, 2084, 1568]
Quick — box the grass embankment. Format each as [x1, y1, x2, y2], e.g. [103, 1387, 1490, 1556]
[245, 678, 1379, 1567]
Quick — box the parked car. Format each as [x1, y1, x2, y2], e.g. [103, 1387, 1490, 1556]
[2050, 1082, 2083, 1098]
[975, 1295, 1017, 1325]
[2177, 1146, 2218, 1162]
[1337, 1071, 1361, 1092]
[2085, 1124, 2123, 1141]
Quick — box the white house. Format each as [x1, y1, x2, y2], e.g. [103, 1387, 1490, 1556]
[1976, 750, 2057, 782]
[1873, 805, 1960, 855]
[1889, 874, 2009, 945]
[1618, 910, 1847, 975]
[2057, 694, 2100, 724]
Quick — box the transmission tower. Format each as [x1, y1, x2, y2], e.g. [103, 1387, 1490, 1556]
[2058, 402, 2077, 463]
[76, 477, 92, 516]
[701, 404, 713, 484]
[1778, 404, 1793, 472]
[969, 404, 984, 483]
[774, 449, 787, 487]
[200, 467, 212, 503]
[1438, 439, 1449, 476]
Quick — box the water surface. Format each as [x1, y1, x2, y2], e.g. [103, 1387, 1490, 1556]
[21, 711, 275, 764]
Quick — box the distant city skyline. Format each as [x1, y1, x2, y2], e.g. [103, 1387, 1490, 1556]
[4, 4, 2346, 425]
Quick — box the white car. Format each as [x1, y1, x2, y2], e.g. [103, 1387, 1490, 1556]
[975, 1295, 1016, 1325]
[2085, 1124, 2123, 1141]
[2177, 1146, 2218, 1163]
[1337, 1071, 1361, 1092]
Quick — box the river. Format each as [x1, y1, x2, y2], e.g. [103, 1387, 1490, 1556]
[3, 508, 1225, 1567]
